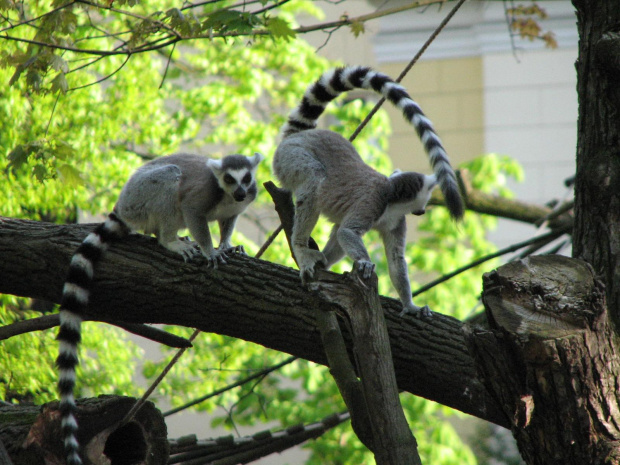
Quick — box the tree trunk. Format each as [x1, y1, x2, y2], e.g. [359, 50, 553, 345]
[572, 0, 620, 324]
[468, 255, 620, 464]
[465, 1, 620, 462]
[0, 396, 168, 465]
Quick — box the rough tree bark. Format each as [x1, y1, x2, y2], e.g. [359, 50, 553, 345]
[0, 216, 507, 430]
[571, 0, 620, 326]
[309, 270, 421, 464]
[468, 256, 620, 464]
[265, 180, 420, 463]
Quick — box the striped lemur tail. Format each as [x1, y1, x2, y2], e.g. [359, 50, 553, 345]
[56, 212, 131, 465]
[281, 65, 464, 221]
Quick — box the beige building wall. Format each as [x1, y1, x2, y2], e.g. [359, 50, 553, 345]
[379, 58, 484, 173]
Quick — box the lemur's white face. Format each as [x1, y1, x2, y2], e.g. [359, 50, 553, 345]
[219, 168, 255, 202]
[208, 152, 264, 202]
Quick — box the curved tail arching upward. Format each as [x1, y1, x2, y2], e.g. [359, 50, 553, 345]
[282, 66, 464, 221]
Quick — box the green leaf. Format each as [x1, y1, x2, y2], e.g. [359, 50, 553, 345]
[32, 165, 47, 183]
[202, 10, 257, 35]
[7, 145, 29, 170]
[53, 140, 76, 160]
[49, 55, 69, 73]
[266, 17, 296, 41]
[26, 69, 43, 91]
[8, 56, 36, 86]
[51, 73, 68, 94]
[57, 163, 84, 186]
[350, 20, 365, 38]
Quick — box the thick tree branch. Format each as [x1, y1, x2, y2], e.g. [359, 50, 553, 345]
[0, 216, 508, 428]
[264, 181, 376, 450]
[310, 270, 421, 464]
[428, 170, 574, 229]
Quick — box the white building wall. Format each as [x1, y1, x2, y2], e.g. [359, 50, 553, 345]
[483, 48, 577, 247]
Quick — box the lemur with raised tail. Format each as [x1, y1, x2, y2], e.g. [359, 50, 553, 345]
[273, 66, 463, 318]
[57, 151, 264, 465]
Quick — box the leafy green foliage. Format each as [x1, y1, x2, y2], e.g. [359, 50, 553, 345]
[0, 296, 142, 404]
[1, 1, 524, 463]
[265, 16, 297, 41]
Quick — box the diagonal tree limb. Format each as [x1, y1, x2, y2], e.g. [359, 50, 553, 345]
[0, 313, 193, 348]
[264, 181, 376, 451]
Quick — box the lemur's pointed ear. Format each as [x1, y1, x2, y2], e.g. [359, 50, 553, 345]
[252, 152, 265, 167]
[206, 158, 223, 174]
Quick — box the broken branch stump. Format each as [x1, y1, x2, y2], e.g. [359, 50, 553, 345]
[0, 396, 168, 465]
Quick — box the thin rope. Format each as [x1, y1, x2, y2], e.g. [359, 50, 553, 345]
[122, 328, 201, 424]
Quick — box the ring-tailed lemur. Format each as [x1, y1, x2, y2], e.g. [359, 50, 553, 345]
[274, 66, 463, 318]
[57, 152, 263, 465]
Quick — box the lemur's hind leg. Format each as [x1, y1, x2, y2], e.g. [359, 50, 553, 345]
[157, 222, 200, 262]
[323, 224, 346, 268]
[291, 186, 327, 282]
[336, 215, 374, 279]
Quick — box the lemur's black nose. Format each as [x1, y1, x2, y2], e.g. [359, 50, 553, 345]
[233, 188, 246, 202]
[412, 209, 425, 216]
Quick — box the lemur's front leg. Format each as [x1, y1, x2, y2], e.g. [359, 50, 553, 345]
[218, 216, 245, 257]
[380, 218, 431, 318]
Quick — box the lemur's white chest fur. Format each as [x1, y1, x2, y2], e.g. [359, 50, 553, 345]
[206, 194, 253, 221]
[374, 173, 437, 231]
[374, 202, 415, 231]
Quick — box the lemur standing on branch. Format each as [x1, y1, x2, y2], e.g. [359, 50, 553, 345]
[273, 66, 463, 317]
[57, 152, 264, 465]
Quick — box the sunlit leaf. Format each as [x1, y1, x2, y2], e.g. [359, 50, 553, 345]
[57, 163, 84, 186]
[51, 73, 68, 94]
[49, 55, 69, 73]
[265, 16, 296, 41]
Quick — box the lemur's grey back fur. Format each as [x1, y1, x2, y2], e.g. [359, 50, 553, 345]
[56, 152, 263, 465]
[281, 65, 463, 221]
